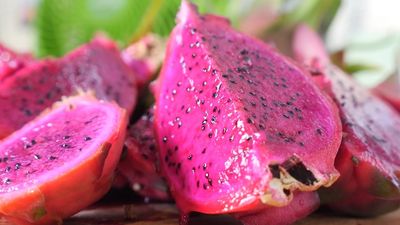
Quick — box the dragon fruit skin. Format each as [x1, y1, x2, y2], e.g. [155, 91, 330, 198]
[0, 44, 33, 82]
[293, 24, 400, 216]
[0, 95, 128, 225]
[117, 107, 170, 200]
[0, 37, 137, 139]
[233, 191, 319, 225]
[153, 1, 341, 215]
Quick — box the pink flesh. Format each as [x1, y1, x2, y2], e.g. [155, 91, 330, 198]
[234, 191, 319, 225]
[0, 98, 121, 192]
[0, 44, 32, 82]
[293, 24, 400, 192]
[154, 2, 340, 213]
[0, 38, 136, 138]
[118, 108, 170, 200]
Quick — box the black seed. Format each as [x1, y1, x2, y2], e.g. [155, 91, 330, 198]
[259, 124, 265, 130]
[273, 82, 279, 87]
[208, 178, 213, 186]
[202, 119, 207, 125]
[23, 109, 33, 116]
[251, 102, 256, 107]
[205, 172, 209, 178]
[229, 80, 237, 84]
[203, 183, 208, 190]
[15, 163, 21, 170]
[60, 143, 71, 149]
[162, 136, 168, 143]
[4, 178, 11, 185]
[5, 166, 11, 172]
[212, 92, 218, 98]
[316, 128, 322, 135]
[229, 135, 234, 142]
[222, 74, 229, 78]
[299, 142, 305, 147]
[186, 107, 191, 113]
[190, 28, 197, 34]
[211, 116, 216, 123]
[240, 49, 248, 55]
[3, 157, 8, 162]
[283, 114, 290, 119]
[24, 143, 32, 149]
[202, 148, 207, 154]
[201, 126, 206, 131]
[197, 181, 200, 188]
[188, 154, 193, 160]
[177, 81, 182, 87]
[213, 106, 218, 112]
[202, 81, 207, 86]
[84, 136, 92, 141]
[208, 132, 213, 138]
[49, 156, 57, 160]
[31, 139, 37, 145]
[192, 53, 197, 58]
[247, 118, 254, 124]
[63, 135, 71, 140]
[203, 163, 207, 170]
[249, 91, 256, 96]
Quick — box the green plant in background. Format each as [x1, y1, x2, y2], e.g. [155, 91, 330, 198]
[36, 0, 341, 58]
[37, 0, 254, 57]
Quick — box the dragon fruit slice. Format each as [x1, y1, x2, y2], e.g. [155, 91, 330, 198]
[153, 1, 341, 215]
[0, 37, 136, 139]
[0, 95, 127, 225]
[373, 72, 400, 112]
[234, 191, 319, 225]
[293, 24, 400, 216]
[122, 34, 166, 89]
[0, 44, 32, 82]
[117, 107, 170, 200]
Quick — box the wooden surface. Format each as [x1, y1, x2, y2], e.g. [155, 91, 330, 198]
[1, 204, 400, 225]
[65, 204, 400, 225]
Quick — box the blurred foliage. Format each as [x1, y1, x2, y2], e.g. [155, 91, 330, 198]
[36, 0, 341, 58]
[37, 0, 255, 57]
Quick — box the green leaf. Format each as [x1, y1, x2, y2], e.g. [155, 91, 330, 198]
[36, 0, 180, 57]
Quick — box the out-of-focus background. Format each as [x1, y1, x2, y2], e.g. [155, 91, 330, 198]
[1, 0, 399, 87]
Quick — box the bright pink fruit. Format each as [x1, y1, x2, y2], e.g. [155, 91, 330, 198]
[373, 73, 400, 112]
[0, 44, 32, 82]
[0, 37, 137, 139]
[117, 107, 170, 200]
[154, 1, 341, 216]
[234, 191, 319, 225]
[0, 95, 127, 225]
[293, 24, 400, 216]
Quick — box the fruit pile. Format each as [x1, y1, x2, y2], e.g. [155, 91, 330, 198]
[0, 1, 399, 225]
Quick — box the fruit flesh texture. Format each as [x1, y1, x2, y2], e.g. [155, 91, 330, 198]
[0, 38, 136, 139]
[154, 1, 341, 214]
[0, 96, 127, 225]
[293, 24, 400, 216]
[234, 191, 319, 225]
[117, 107, 170, 200]
[0, 44, 32, 82]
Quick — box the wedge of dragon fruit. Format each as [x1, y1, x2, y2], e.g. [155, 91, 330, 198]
[153, 1, 341, 221]
[121, 34, 166, 89]
[117, 106, 170, 200]
[373, 72, 400, 113]
[293, 24, 400, 216]
[233, 191, 319, 225]
[0, 94, 128, 225]
[0, 44, 33, 82]
[0, 37, 137, 139]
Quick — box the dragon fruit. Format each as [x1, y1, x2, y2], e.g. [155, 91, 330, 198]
[0, 94, 127, 225]
[373, 72, 400, 112]
[293, 24, 400, 216]
[234, 191, 319, 225]
[117, 106, 170, 200]
[122, 34, 166, 89]
[0, 37, 136, 139]
[0, 44, 32, 82]
[153, 1, 341, 218]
